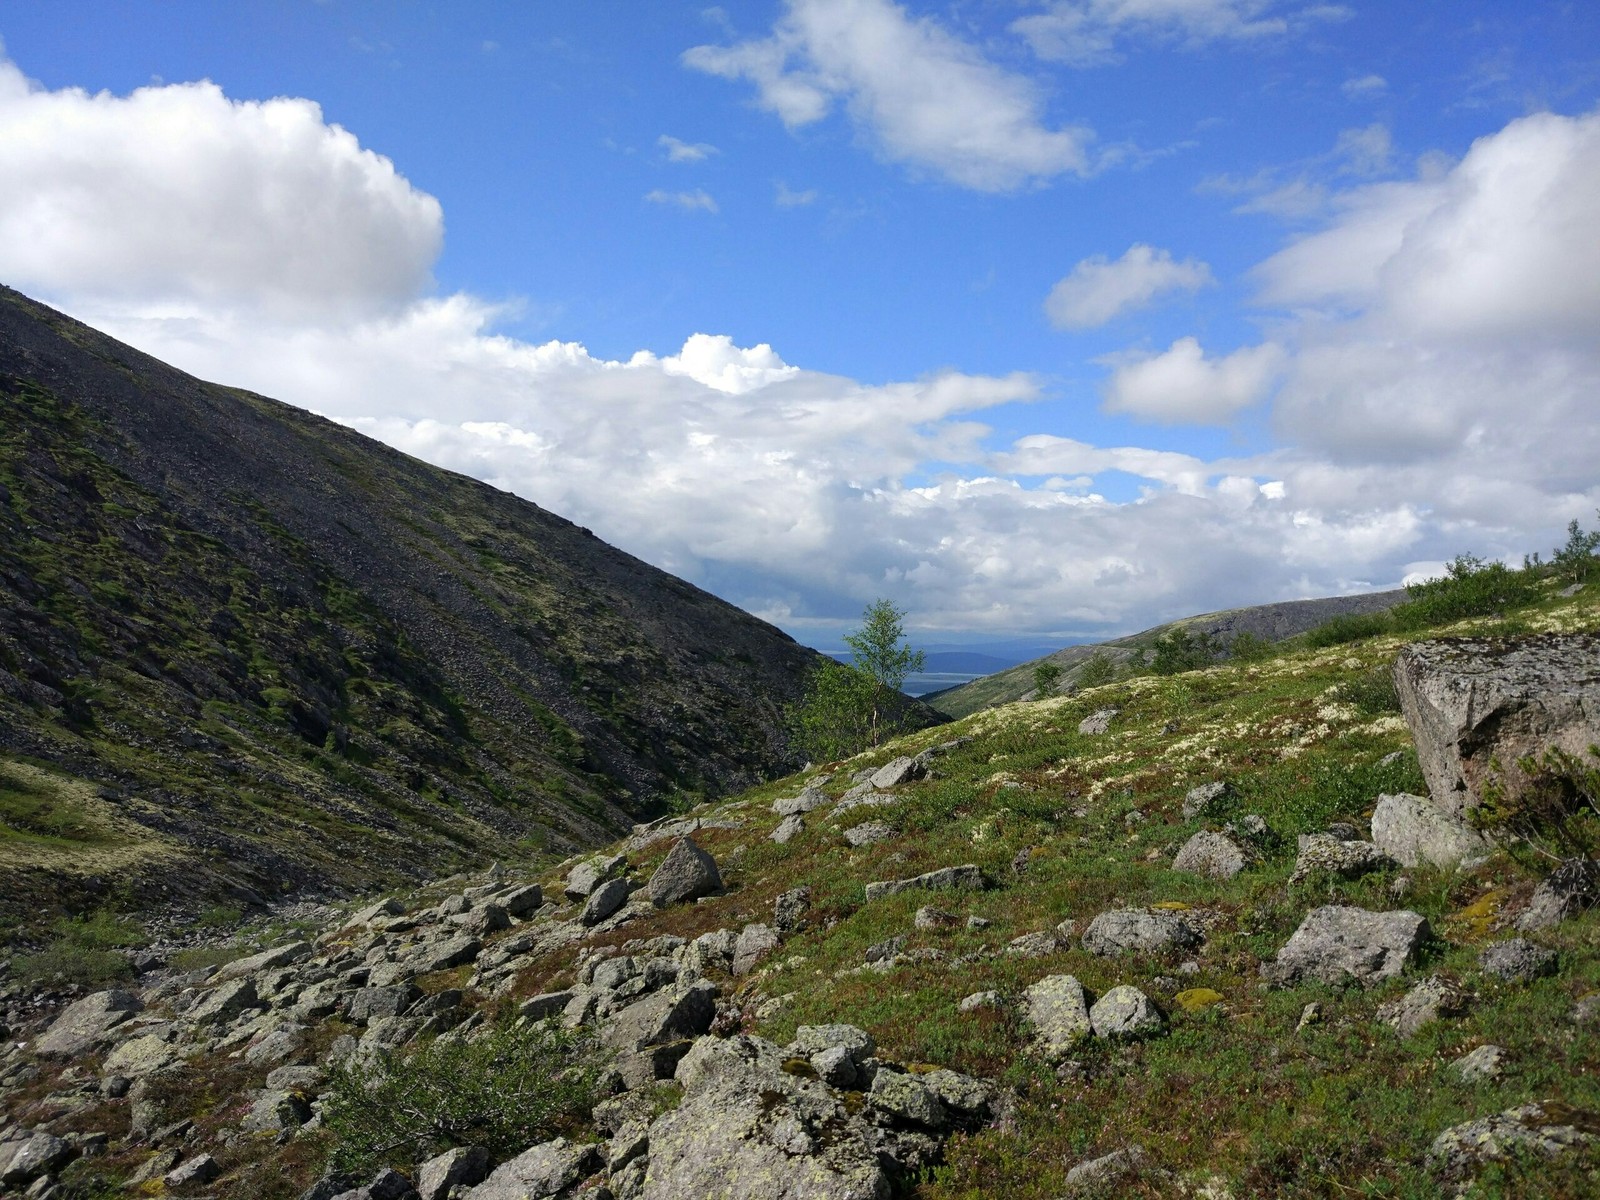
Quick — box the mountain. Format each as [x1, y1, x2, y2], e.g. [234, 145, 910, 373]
[0, 287, 857, 924]
[927, 591, 1409, 717]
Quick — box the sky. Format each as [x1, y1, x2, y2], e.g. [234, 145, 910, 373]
[2, 1, 1599, 653]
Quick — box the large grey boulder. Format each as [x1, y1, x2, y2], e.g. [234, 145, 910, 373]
[1081, 909, 1202, 957]
[1429, 1102, 1598, 1180]
[770, 814, 805, 844]
[599, 981, 719, 1054]
[1171, 830, 1249, 879]
[213, 940, 312, 983]
[565, 854, 626, 900]
[0, 1132, 75, 1189]
[1394, 633, 1600, 817]
[1262, 906, 1430, 988]
[464, 1137, 600, 1199]
[644, 1034, 890, 1199]
[1290, 834, 1390, 884]
[773, 788, 829, 816]
[1078, 708, 1118, 735]
[647, 837, 722, 907]
[871, 756, 926, 789]
[863, 864, 989, 902]
[33, 989, 141, 1056]
[732, 924, 780, 976]
[1370, 793, 1492, 868]
[1023, 974, 1092, 1059]
[190, 978, 260, 1026]
[417, 1146, 489, 1200]
[581, 877, 631, 926]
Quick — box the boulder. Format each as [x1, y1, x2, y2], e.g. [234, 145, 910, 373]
[1290, 834, 1390, 884]
[871, 756, 926, 789]
[33, 990, 141, 1056]
[1429, 1101, 1598, 1180]
[647, 837, 722, 907]
[1478, 937, 1557, 982]
[498, 884, 545, 918]
[1370, 793, 1492, 868]
[0, 1132, 75, 1189]
[868, 1071, 947, 1129]
[600, 981, 719, 1054]
[213, 940, 312, 983]
[1078, 708, 1118, 735]
[1081, 909, 1202, 957]
[416, 936, 482, 974]
[1172, 830, 1250, 879]
[1452, 1044, 1508, 1082]
[190, 978, 260, 1026]
[645, 1034, 890, 1199]
[773, 887, 811, 933]
[732, 924, 780, 976]
[843, 821, 895, 847]
[1089, 986, 1165, 1039]
[1262, 906, 1430, 989]
[863, 864, 989, 902]
[1063, 1146, 1149, 1193]
[1518, 858, 1600, 931]
[565, 854, 626, 900]
[790, 1024, 875, 1064]
[165, 1154, 221, 1187]
[773, 788, 828, 816]
[1005, 932, 1062, 958]
[1023, 974, 1092, 1059]
[1376, 975, 1469, 1036]
[464, 1137, 600, 1199]
[581, 877, 631, 926]
[1182, 781, 1229, 820]
[1394, 633, 1600, 817]
[770, 814, 805, 844]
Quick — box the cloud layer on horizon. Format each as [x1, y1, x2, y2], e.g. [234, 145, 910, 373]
[2, 48, 1597, 641]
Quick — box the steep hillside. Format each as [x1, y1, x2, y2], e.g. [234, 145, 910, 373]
[0, 287, 856, 926]
[2, 572, 1595, 1199]
[929, 590, 1407, 718]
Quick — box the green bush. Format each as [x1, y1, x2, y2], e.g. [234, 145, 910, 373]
[1149, 627, 1221, 676]
[10, 909, 143, 987]
[1031, 661, 1062, 698]
[1226, 631, 1274, 662]
[1305, 612, 1391, 648]
[1390, 554, 1541, 630]
[1338, 664, 1402, 716]
[1075, 651, 1117, 689]
[322, 1018, 603, 1175]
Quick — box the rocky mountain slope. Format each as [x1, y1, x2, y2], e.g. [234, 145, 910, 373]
[1, 576, 1595, 1198]
[928, 590, 1408, 718]
[0, 286, 867, 927]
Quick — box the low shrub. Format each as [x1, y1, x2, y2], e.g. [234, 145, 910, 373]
[1074, 651, 1117, 689]
[10, 909, 143, 988]
[321, 1018, 604, 1175]
[1339, 664, 1402, 716]
[1390, 554, 1541, 630]
[1305, 612, 1391, 648]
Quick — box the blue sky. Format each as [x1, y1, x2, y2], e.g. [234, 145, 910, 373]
[3, 2, 1599, 652]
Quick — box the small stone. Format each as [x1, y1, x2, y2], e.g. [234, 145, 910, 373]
[773, 886, 811, 933]
[1479, 937, 1558, 982]
[1376, 975, 1469, 1037]
[1064, 1146, 1149, 1192]
[863, 864, 990, 902]
[1518, 858, 1600, 931]
[1296, 1001, 1323, 1032]
[864, 935, 906, 964]
[914, 906, 958, 930]
[791, 1024, 876, 1063]
[843, 821, 895, 847]
[165, 1154, 221, 1187]
[1452, 1044, 1508, 1082]
[1183, 781, 1229, 820]
[1572, 992, 1600, 1024]
[565, 854, 626, 900]
[1079, 707, 1119, 735]
[871, 756, 927, 789]
[868, 1070, 947, 1128]
[966, 915, 991, 930]
[1172, 830, 1250, 880]
[1089, 985, 1166, 1039]
[1023, 974, 1092, 1058]
[958, 991, 1000, 1013]
[1005, 932, 1061, 958]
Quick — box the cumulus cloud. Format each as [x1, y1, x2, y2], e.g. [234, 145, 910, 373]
[684, 0, 1090, 191]
[0, 57, 441, 319]
[1014, 0, 1304, 66]
[1342, 73, 1387, 97]
[1045, 243, 1214, 328]
[644, 188, 720, 212]
[1102, 337, 1284, 423]
[774, 180, 819, 207]
[659, 134, 719, 162]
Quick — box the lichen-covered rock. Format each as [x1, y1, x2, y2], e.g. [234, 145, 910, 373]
[773, 887, 811, 933]
[1452, 1044, 1508, 1082]
[643, 1034, 890, 1199]
[1081, 909, 1202, 957]
[790, 1024, 875, 1064]
[1182, 781, 1229, 820]
[1262, 906, 1429, 989]
[871, 756, 926, 789]
[1063, 1146, 1149, 1193]
[190, 978, 260, 1027]
[647, 837, 722, 908]
[213, 941, 312, 983]
[732, 924, 780, 976]
[1394, 633, 1600, 817]
[1518, 858, 1600, 931]
[868, 1070, 947, 1128]
[1005, 931, 1062, 958]
[464, 1137, 601, 1199]
[1429, 1101, 1599, 1180]
[33, 990, 142, 1056]
[843, 821, 895, 847]
[1023, 975, 1092, 1059]
[863, 865, 989, 902]
[1079, 708, 1118, 735]
[1478, 937, 1557, 982]
[770, 814, 805, 844]
[1290, 834, 1390, 884]
[0, 1132, 75, 1189]
[1172, 830, 1250, 880]
[599, 981, 719, 1054]
[1089, 986, 1166, 1039]
[773, 788, 828, 816]
[1370, 793, 1492, 868]
[582, 877, 631, 926]
[1376, 975, 1469, 1036]
[565, 854, 626, 900]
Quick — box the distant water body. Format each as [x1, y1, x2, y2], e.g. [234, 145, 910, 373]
[905, 671, 984, 697]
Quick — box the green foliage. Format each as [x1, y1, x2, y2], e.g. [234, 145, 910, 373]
[1225, 631, 1273, 662]
[10, 909, 143, 987]
[1390, 553, 1542, 630]
[1338, 664, 1402, 716]
[787, 658, 878, 762]
[1031, 661, 1062, 699]
[1074, 650, 1118, 688]
[1304, 611, 1392, 648]
[1549, 514, 1600, 584]
[322, 1018, 603, 1175]
[1148, 626, 1222, 676]
[1474, 744, 1600, 859]
[790, 599, 926, 758]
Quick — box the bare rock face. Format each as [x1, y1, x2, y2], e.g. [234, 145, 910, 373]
[1394, 634, 1600, 817]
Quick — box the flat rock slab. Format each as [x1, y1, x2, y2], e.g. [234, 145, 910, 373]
[464, 1137, 601, 1199]
[864, 864, 990, 902]
[1023, 974, 1092, 1059]
[1079, 708, 1119, 735]
[1430, 1102, 1600, 1180]
[34, 989, 141, 1057]
[1081, 909, 1202, 957]
[1262, 905, 1429, 988]
[1394, 633, 1600, 817]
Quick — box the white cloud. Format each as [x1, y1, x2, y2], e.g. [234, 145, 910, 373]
[1045, 243, 1214, 328]
[1342, 73, 1387, 97]
[1102, 337, 1284, 423]
[644, 188, 720, 213]
[684, 0, 1090, 191]
[659, 134, 719, 162]
[774, 180, 819, 207]
[1014, 0, 1299, 66]
[0, 58, 441, 320]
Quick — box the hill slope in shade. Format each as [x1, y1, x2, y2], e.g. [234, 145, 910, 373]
[928, 591, 1408, 718]
[0, 286, 875, 922]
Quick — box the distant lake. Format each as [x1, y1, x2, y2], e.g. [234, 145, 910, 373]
[905, 671, 984, 696]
